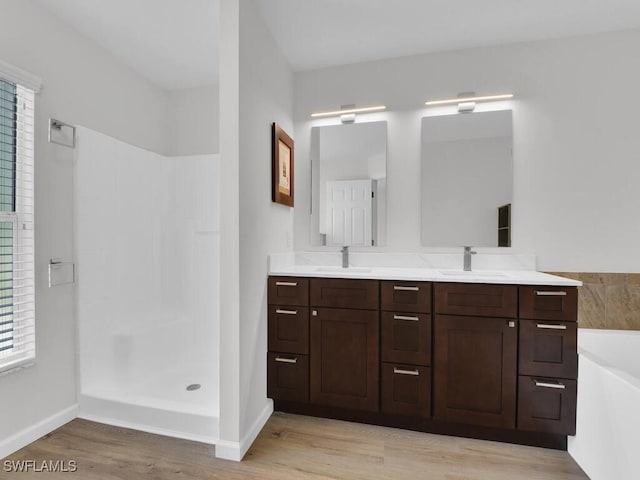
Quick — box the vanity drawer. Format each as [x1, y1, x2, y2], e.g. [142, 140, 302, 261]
[381, 363, 431, 418]
[267, 352, 309, 403]
[519, 286, 578, 321]
[268, 277, 309, 306]
[310, 278, 379, 309]
[517, 376, 576, 435]
[381, 281, 431, 313]
[519, 319, 577, 379]
[381, 312, 431, 366]
[268, 306, 309, 354]
[434, 283, 518, 318]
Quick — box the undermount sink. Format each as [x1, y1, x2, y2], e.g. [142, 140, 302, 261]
[439, 270, 508, 278]
[315, 266, 373, 273]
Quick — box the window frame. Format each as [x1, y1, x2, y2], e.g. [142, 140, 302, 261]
[0, 60, 39, 375]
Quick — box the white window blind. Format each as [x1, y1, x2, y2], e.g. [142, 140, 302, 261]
[0, 74, 35, 375]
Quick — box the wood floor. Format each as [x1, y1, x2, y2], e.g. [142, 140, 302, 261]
[4, 413, 589, 479]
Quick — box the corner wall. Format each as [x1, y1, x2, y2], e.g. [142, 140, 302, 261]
[218, 0, 294, 460]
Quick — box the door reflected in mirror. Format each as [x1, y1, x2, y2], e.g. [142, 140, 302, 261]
[311, 121, 387, 246]
[420, 110, 513, 247]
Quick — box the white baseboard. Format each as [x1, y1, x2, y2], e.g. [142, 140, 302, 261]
[77, 411, 218, 446]
[215, 401, 273, 461]
[0, 404, 78, 459]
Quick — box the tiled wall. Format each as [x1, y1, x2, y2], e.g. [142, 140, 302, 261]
[550, 273, 640, 330]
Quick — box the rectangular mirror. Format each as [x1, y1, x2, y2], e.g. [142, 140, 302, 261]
[311, 121, 387, 246]
[420, 110, 513, 247]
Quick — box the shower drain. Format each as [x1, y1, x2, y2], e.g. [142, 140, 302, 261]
[186, 383, 201, 391]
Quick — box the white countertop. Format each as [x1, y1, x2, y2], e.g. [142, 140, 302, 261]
[268, 252, 582, 286]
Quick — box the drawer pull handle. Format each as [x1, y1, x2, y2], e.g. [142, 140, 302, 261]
[393, 367, 419, 376]
[394, 314, 420, 322]
[276, 309, 298, 315]
[535, 290, 567, 296]
[275, 356, 298, 364]
[394, 286, 419, 291]
[534, 380, 566, 390]
[275, 281, 298, 287]
[537, 323, 567, 330]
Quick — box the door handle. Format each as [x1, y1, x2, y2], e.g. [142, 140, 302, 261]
[393, 286, 419, 291]
[275, 356, 298, 364]
[536, 323, 567, 330]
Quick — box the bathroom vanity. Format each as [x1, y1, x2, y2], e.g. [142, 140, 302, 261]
[267, 256, 580, 450]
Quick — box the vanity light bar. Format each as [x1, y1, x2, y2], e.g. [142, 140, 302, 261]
[425, 94, 513, 106]
[310, 105, 387, 118]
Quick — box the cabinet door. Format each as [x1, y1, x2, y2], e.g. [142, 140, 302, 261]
[434, 314, 517, 429]
[381, 281, 431, 313]
[435, 283, 517, 318]
[268, 277, 309, 306]
[268, 306, 309, 354]
[518, 376, 577, 435]
[310, 278, 379, 310]
[519, 319, 577, 379]
[519, 286, 578, 322]
[267, 352, 309, 403]
[381, 363, 431, 418]
[381, 312, 431, 366]
[310, 307, 379, 412]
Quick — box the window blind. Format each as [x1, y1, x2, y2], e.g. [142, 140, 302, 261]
[0, 77, 35, 374]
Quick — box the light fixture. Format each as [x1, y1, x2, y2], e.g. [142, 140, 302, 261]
[425, 93, 514, 107]
[310, 105, 387, 118]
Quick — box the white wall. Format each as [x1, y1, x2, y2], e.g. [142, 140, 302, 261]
[294, 28, 640, 272]
[0, 0, 178, 456]
[218, 0, 294, 460]
[166, 86, 220, 155]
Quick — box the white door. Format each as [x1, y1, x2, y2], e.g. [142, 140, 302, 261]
[325, 179, 373, 246]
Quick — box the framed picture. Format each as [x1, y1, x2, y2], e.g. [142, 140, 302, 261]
[272, 123, 294, 207]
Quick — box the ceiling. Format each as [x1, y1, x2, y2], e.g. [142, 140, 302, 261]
[32, 0, 640, 91]
[256, 0, 640, 72]
[33, 0, 219, 91]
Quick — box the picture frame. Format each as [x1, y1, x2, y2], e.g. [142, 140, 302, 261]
[272, 123, 294, 207]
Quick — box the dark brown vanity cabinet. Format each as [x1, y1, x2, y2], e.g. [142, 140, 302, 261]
[267, 275, 579, 449]
[380, 281, 432, 417]
[433, 283, 518, 429]
[267, 277, 310, 402]
[517, 286, 578, 435]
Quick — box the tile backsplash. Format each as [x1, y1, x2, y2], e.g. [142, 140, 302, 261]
[549, 272, 640, 330]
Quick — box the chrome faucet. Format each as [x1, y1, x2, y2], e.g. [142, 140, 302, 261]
[341, 246, 349, 268]
[463, 246, 477, 271]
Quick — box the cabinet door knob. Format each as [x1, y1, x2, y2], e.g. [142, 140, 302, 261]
[508, 321, 516, 328]
[536, 323, 567, 330]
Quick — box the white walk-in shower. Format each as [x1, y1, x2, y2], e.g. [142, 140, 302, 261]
[74, 127, 220, 443]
